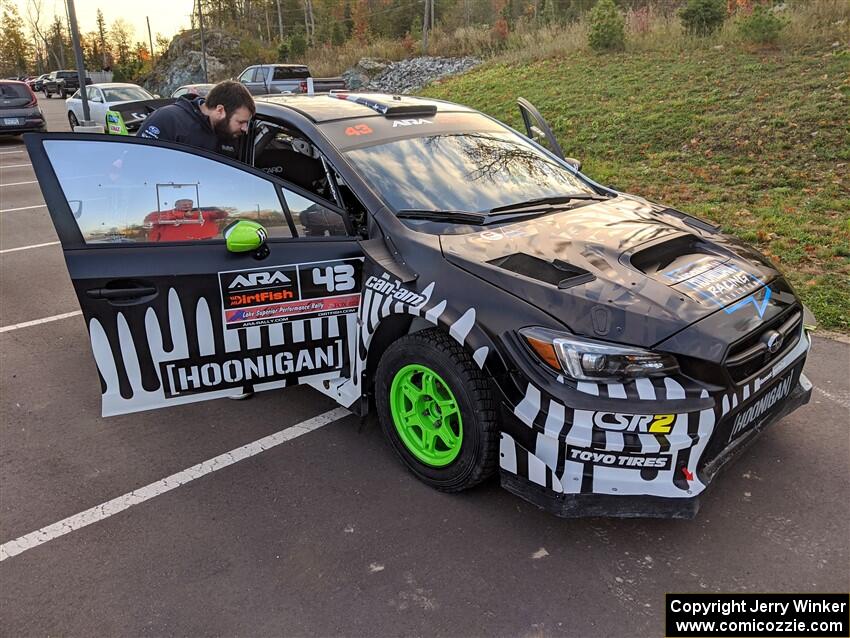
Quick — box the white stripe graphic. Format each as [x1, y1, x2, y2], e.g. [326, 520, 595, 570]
[514, 384, 541, 427]
[0, 204, 46, 213]
[0, 241, 59, 254]
[1, 180, 38, 186]
[0, 407, 350, 562]
[0, 310, 82, 333]
[635, 378, 657, 400]
[0, 150, 25, 155]
[0, 163, 32, 168]
[499, 434, 518, 473]
[448, 308, 476, 345]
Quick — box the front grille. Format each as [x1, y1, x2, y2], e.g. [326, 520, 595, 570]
[724, 309, 802, 384]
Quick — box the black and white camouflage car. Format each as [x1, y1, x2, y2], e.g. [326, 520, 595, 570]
[24, 93, 814, 518]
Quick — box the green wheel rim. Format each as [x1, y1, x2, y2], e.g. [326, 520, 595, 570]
[389, 364, 463, 467]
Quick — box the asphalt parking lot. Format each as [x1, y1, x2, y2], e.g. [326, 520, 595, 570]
[1, 97, 848, 637]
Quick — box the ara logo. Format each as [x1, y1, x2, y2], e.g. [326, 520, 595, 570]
[228, 270, 292, 289]
[391, 118, 432, 127]
[592, 412, 675, 434]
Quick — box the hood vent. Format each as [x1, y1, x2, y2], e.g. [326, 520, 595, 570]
[629, 234, 728, 284]
[487, 253, 594, 289]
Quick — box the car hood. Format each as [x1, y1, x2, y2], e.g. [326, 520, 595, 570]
[439, 195, 783, 348]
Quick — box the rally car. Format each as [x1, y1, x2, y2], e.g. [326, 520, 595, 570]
[24, 93, 814, 518]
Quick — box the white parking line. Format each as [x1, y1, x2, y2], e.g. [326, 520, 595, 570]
[1, 180, 38, 187]
[0, 311, 82, 333]
[0, 164, 32, 169]
[0, 407, 350, 561]
[0, 150, 24, 155]
[0, 241, 60, 254]
[0, 204, 46, 213]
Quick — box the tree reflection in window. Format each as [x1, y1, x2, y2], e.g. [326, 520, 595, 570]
[346, 131, 594, 214]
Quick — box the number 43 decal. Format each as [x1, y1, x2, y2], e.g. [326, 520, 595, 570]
[312, 264, 356, 292]
[345, 124, 373, 136]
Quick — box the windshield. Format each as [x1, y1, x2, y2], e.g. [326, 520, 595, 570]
[345, 130, 595, 214]
[103, 87, 153, 102]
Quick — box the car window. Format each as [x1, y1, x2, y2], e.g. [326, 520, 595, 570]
[0, 83, 29, 99]
[238, 68, 256, 83]
[272, 67, 309, 81]
[102, 87, 153, 102]
[345, 130, 594, 214]
[43, 139, 293, 244]
[284, 190, 347, 237]
[86, 87, 101, 102]
[172, 87, 187, 97]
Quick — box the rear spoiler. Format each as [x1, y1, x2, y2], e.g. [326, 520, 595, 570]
[105, 98, 176, 134]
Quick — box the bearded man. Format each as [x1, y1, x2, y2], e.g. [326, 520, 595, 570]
[137, 80, 254, 155]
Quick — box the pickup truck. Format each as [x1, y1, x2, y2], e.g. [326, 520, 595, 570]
[236, 64, 346, 95]
[43, 70, 92, 99]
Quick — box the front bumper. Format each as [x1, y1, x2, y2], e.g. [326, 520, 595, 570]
[497, 332, 813, 519]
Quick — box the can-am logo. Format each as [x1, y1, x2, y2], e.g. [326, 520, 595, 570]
[592, 412, 675, 434]
[365, 274, 425, 305]
[228, 270, 291, 289]
[391, 118, 432, 127]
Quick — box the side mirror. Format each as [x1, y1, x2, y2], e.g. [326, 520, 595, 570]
[564, 157, 582, 172]
[224, 220, 269, 257]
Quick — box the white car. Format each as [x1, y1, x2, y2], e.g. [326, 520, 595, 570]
[66, 83, 156, 131]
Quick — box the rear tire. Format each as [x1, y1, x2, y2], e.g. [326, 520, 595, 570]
[60, 87, 67, 98]
[43, 89, 51, 99]
[375, 328, 499, 492]
[68, 112, 79, 130]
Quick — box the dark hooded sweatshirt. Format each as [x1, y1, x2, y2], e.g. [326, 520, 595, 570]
[136, 96, 220, 153]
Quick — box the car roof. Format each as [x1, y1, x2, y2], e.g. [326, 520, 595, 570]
[90, 83, 146, 89]
[0, 79, 27, 85]
[254, 92, 474, 124]
[255, 64, 308, 69]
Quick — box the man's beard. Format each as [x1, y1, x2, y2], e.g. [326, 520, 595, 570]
[213, 115, 239, 142]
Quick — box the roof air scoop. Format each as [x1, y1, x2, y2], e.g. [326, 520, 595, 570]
[328, 93, 438, 117]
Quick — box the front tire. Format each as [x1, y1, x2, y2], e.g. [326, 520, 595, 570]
[375, 329, 499, 492]
[68, 111, 79, 130]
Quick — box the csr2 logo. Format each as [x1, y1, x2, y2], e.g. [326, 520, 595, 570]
[592, 412, 675, 434]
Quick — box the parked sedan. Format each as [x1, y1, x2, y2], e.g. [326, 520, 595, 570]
[0, 80, 46, 136]
[66, 83, 155, 130]
[171, 83, 215, 98]
[28, 73, 50, 92]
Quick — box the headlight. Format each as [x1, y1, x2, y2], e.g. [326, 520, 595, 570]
[519, 327, 679, 381]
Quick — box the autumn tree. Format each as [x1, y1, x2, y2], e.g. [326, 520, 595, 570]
[0, 1, 31, 76]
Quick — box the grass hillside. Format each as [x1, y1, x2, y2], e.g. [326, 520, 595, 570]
[421, 48, 849, 331]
